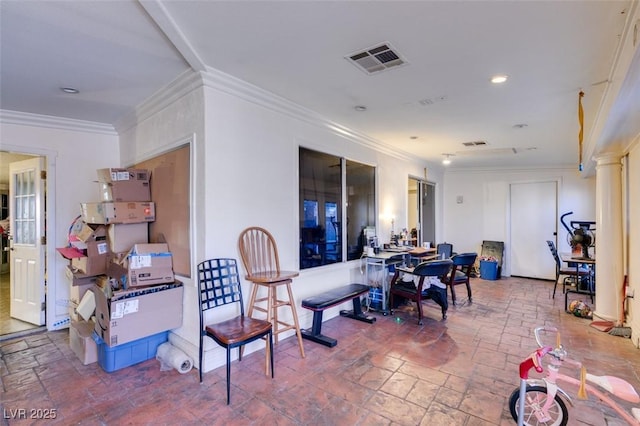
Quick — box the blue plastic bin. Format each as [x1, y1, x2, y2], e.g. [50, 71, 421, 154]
[368, 287, 383, 310]
[480, 260, 499, 280]
[96, 331, 168, 373]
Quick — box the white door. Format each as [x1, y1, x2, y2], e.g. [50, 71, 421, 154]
[9, 157, 46, 325]
[510, 181, 557, 280]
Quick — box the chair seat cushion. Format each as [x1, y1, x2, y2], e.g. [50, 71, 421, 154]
[451, 270, 470, 284]
[206, 316, 271, 345]
[560, 267, 590, 275]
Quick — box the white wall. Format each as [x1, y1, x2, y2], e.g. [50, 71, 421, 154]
[0, 117, 119, 330]
[443, 168, 596, 276]
[118, 70, 445, 372]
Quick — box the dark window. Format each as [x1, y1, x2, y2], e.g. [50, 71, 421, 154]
[299, 148, 376, 269]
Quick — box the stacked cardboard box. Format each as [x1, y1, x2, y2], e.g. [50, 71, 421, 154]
[57, 167, 183, 370]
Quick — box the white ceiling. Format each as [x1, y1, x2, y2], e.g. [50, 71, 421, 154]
[1, 0, 639, 171]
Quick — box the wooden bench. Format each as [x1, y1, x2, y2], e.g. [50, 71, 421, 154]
[301, 283, 375, 347]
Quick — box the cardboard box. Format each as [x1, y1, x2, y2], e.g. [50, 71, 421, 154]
[105, 260, 128, 289]
[97, 168, 150, 183]
[93, 281, 183, 347]
[81, 202, 155, 225]
[70, 240, 110, 276]
[65, 265, 100, 287]
[98, 179, 151, 203]
[126, 243, 174, 287]
[69, 319, 98, 365]
[68, 280, 95, 321]
[72, 223, 107, 249]
[106, 223, 148, 253]
[96, 168, 150, 203]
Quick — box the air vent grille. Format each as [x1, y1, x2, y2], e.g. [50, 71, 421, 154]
[462, 141, 488, 147]
[455, 148, 518, 157]
[347, 42, 407, 75]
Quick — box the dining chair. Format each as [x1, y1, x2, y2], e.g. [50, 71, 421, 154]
[546, 240, 590, 299]
[238, 226, 305, 359]
[444, 252, 478, 306]
[197, 258, 273, 404]
[436, 242, 453, 259]
[389, 258, 453, 324]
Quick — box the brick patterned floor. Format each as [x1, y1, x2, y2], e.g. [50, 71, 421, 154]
[1, 276, 639, 425]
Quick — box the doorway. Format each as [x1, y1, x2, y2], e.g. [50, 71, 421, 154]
[408, 177, 435, 247]
[509, 180, 558, 280]
[0, 151, 43, 337]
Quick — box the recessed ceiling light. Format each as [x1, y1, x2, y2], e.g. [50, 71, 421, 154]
[409, 136, 418, 140]
[61, 87, 79, 94]
[354, 105, 367, 111]
[491, 75, 508, 84]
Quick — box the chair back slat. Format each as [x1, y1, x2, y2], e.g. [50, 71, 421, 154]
[546, 240, 562, 272]
[198, 258, 244, 317]
[238, 227, 281, 276]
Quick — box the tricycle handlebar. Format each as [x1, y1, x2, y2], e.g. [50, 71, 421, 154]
[534, 326, 558, 348]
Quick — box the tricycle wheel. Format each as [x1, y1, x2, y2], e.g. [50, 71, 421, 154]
[508, 385, 568, 426]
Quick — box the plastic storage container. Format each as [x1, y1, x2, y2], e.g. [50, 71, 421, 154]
[480, 260, 499, 280]
[96, 331, 168, 372]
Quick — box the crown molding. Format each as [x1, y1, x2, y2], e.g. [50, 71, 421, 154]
[445, 164, 582, 175]
[0, 110, 116, 135]
[114, 69, 204, 133]
[199, 66, 415, 163]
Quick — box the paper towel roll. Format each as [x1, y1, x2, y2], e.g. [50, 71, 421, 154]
[156, 342, 193, 374]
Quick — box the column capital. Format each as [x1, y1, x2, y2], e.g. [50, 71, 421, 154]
[594, 152, 623, 167]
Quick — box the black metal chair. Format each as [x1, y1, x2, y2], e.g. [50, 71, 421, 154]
[389, 259, 453, 324]
[546, 241, 590, 299]
[198, 258, 274, 404]
[445, 252, 478, 306]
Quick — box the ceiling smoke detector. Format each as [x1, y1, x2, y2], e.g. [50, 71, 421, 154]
[346, 42, 408, 75]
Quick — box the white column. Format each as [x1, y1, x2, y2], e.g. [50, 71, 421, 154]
[593, 153, 624, 321]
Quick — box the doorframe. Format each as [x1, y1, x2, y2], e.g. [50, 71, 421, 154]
[2, 144, 57, 331]
[507, 178, 560, 280]
[408, 175, 436, 247]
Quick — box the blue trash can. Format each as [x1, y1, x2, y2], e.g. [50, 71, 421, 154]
[480, 260, 499, 280]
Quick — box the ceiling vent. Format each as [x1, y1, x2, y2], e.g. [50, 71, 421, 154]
[455, 148, 518, 157]
[346, 43, 407, 75]
[462, 140, 488, 147]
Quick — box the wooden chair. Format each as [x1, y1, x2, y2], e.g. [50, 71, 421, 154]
[546, 240, 590, 299]
[197, 258, 273, 404]
[238, 227, 305, 359]
[444, 252, 477, 306]
[389, 259, 453, 324]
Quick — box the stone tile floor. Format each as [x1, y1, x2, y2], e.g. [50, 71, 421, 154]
[1, 276, 639, 425]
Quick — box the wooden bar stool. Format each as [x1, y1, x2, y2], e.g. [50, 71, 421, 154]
[238, 227, 305, 363]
